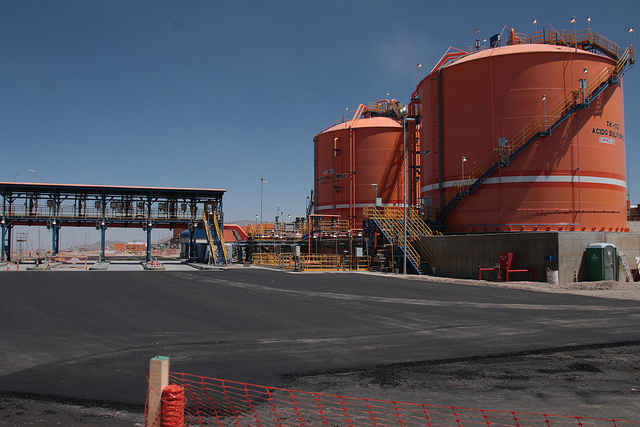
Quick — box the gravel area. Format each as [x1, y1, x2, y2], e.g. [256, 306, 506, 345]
[0, 394, 144, 426]
[405, 275, 640, 301]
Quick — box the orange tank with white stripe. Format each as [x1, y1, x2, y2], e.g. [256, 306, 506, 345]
[314, 116, 404, 229]
[418, 43, 628, 232]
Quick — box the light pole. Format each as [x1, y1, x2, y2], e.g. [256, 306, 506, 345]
[403, 117, 415, 275]
[629, 27, 635, 47]
[461, 156, 467, 183]
[533, 19, 537, 33]
[260, 176, 267, 226]
[542, 95, 547, 129]
[586, 16, 591, 30]
[14, 169, 35, 182]
[571, 17, 576, 51]
[582, 67, 588, 103]
[416, 63, 422, 87]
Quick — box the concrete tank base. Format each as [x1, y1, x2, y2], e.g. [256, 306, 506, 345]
[422, 231, 640, 283]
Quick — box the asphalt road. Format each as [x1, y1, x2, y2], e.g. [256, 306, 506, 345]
[0, 268, 639, 408]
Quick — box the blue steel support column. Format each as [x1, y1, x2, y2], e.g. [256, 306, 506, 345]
[146, 227, 151, 262]
[51, 192, 60, 256]
[146, 195, 152, 263]
[6, 225, 12, 262]
[0, 222, 5, 262]
[99, 193, 106, 262]
[100, 224, 106, 262]
[189, 199, 197, 262]
[1, 190, 5, 261]
[52, 222, 60, 255]
[190, 223, 197, 262]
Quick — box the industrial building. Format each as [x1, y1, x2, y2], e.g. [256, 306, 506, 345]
[250, 23, 638, 282]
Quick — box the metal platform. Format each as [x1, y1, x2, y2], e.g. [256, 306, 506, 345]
[0, 182, 225, 262]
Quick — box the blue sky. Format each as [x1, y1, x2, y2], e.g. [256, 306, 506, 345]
[1, 1, 639, 246]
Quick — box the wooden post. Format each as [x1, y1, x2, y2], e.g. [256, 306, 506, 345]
[147, 356, 169, 427]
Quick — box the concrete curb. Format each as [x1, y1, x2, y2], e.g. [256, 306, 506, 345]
[187, 262, 227, 271]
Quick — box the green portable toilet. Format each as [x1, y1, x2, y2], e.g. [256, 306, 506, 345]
[585, 243, 618, 281]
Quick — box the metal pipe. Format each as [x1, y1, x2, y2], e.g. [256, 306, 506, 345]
[403, 117, 415, 275]
[307, 214, 340, 257]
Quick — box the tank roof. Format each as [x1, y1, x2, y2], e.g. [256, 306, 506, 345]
[319, 116, 402, 134]
[447, 43, 614, 68]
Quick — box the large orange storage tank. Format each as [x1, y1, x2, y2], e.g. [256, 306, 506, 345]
[314, 115, 404, 228]
[419, 43, 628, 232]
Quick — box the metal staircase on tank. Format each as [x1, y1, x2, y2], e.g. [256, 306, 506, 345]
[203, 208, 227, 266]
[433, 44, 635, 227]
[364, 205, 437, 274]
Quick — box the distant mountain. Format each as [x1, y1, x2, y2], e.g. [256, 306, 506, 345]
[228, 219, 254, 227]
[64, 240, 121, 251]
[63, 238, 170, 251]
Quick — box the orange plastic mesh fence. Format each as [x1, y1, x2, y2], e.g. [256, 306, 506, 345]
[161, 384, 185, 427]
[142, 372, 640, 427]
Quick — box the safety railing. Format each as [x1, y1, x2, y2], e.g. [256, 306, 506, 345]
[346, 255, 370, 271]
[365, 99, 404, 117]
[316, 103, 367, 134]
[504, 27, 621, 58]
[384, 216, 431, 270]
[615, 45, 635, 78]
[247, 224, 304, 241]
[300, 254, 343, 271]
[248, 219, 349, 241]
[210, 210, 227, 262]
[317, 219, 350, 232]
[364, 205, 436, 272]
[462, 27, 624, 66]
[202, 212, 217, 263]
[203, 209, 227, 265]
[147, 371, 640, 427]
[252, 253, 344, 271]
[252, 253, 295, 269]
[407, 208, 442, 236]
[1, 204, 195, 222]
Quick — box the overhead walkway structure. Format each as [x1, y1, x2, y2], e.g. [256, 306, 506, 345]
[432, 38, 635, 228]
[0, 182, 225, 263]
[364, 205, 438, 275]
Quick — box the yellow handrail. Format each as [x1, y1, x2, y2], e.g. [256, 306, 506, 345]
[203, 209, 227, 264]
[202, 212, 218, 264]
[364, 205, 435, 270]
[211, 210, 228, 262]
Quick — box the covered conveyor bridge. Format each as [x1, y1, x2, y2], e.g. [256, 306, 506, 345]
[0, 182, 225, 263]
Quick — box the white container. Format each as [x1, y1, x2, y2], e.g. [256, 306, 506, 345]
[546, 269, 559, 284]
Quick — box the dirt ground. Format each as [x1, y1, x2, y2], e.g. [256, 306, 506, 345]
[1, 277, 638, 426]
[407, 275, 640, 301]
